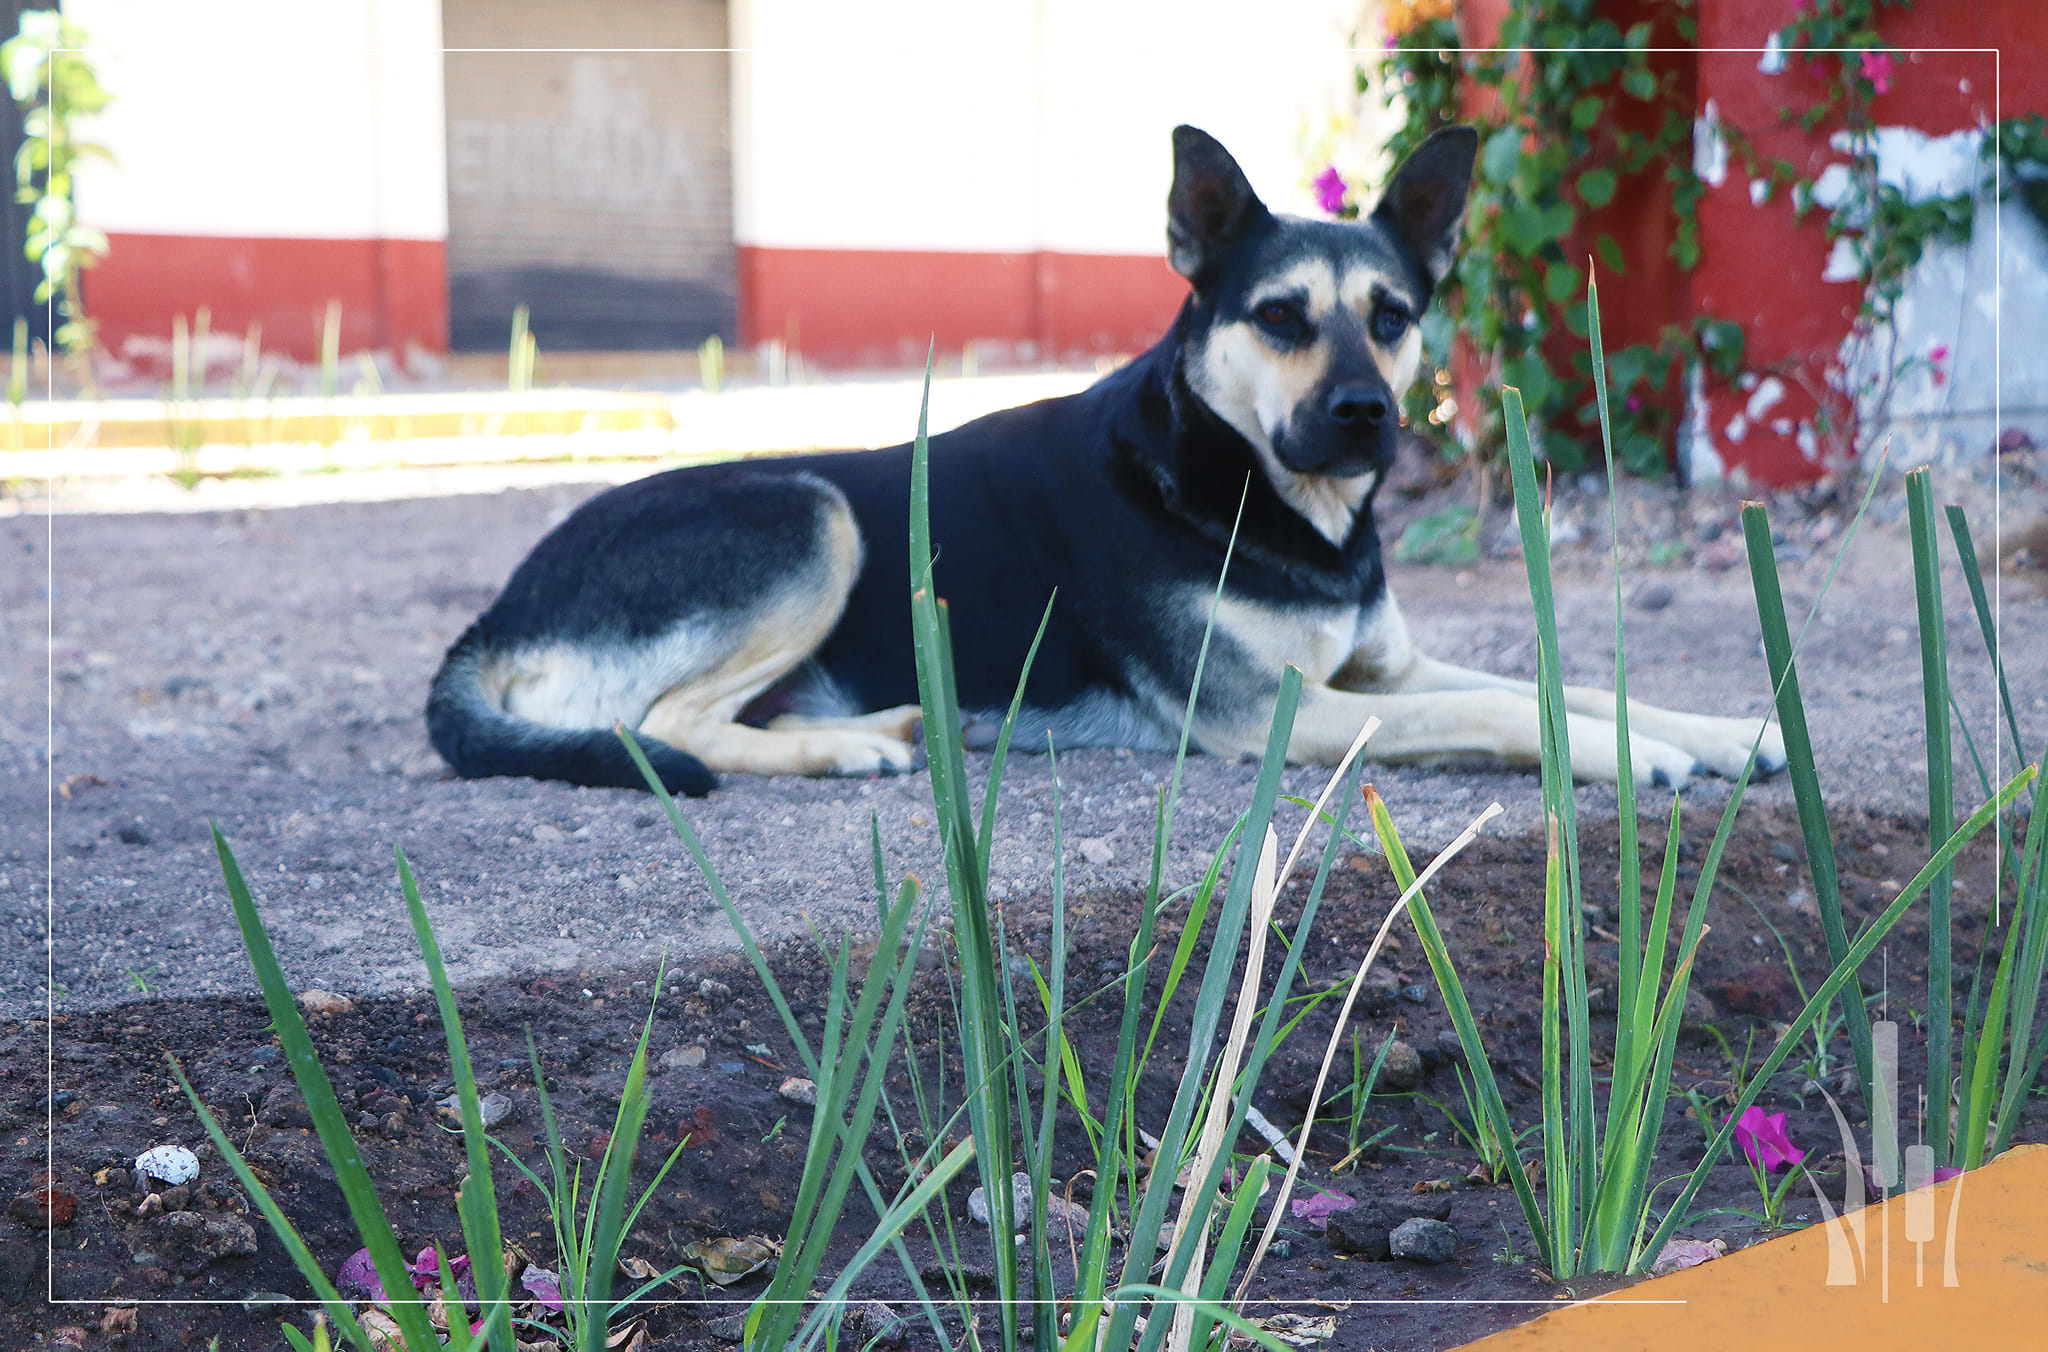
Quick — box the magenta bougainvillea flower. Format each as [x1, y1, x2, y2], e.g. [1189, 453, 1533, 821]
[1313, 166, 1348, 217]
[1859, 49, 1896, 95]
[1731, 1106, 1806, 1172]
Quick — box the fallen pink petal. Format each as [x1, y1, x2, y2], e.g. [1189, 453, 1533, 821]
[1731, 1106, 1806, 1172]
[521, 1264, 565, 1313]
[1290, 1190, 1357, 1222]
[336, 1247, 378, 1299]
[1929, 343, 1950, 363]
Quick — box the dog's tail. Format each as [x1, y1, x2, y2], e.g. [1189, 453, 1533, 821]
[425, 624, 716, 797]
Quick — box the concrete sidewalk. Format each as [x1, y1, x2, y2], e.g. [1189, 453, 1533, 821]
[0, 367, 1099, 514]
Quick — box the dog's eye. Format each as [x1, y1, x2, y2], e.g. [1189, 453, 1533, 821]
[1371, 306, 1410, 344]
[1254, 301, 1301, 335]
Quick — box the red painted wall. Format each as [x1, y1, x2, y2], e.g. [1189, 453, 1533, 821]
[85, 235, 449, 368]
[737, 246, 1190, 366]
[1688, 1, 2029, 484]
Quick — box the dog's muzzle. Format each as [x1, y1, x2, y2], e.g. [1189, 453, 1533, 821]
[1274, 381, 1399, 477]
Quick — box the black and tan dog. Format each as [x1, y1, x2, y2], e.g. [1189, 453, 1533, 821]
[427, 125, 1785, 797]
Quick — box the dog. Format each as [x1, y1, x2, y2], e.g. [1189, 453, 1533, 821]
[426, 124, 1786, 797]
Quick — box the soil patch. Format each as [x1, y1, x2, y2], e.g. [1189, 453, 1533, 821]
[7, 801, 2036, 1350]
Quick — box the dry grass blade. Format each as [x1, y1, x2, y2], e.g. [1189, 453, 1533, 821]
[1165, 824, 1280, 1351]
[1233, 798, 1505, 1303]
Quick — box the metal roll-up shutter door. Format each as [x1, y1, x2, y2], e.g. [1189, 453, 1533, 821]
[442, 0, 734, 351]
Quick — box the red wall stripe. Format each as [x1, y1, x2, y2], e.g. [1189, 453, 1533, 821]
[85, 234, 449, 366]
[737, 245, 1189, 366]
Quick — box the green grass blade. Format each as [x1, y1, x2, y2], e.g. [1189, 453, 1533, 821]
[1365, 790, 1548, 1271]
[977, 592, 1057, 885]
[1641, 765, 2034, 1262]
[394, 848, 511, 1352]
[168, 1059, 375, 1351]
[1105, 668, 1301, 1352]
[209, 827, 440, 1350]
[1906, 468, 1956, 1163]
[1741, 503, 1878, 1106]
[1944, 505, 2027, 776]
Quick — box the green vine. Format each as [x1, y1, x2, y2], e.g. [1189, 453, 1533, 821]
[2, 8, 111, 381]
[1334, 0, 2024, 481]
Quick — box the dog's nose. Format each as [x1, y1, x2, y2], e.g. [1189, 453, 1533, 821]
[1327, 385, 1391, 429]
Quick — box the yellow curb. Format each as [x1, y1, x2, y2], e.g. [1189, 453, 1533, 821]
[1456, 1143, 2048, 1347]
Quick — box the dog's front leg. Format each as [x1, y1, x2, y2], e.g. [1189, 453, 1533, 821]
[1284, 682, 1703, 787]
[1371, 653, 1786, 779]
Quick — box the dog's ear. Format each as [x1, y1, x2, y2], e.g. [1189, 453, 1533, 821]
[1167, 125, 1269, 290]
[1369, 126, 1479, 287]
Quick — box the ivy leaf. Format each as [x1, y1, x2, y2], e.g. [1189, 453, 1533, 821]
[1622, 67, 1658, 101]
[1543, 261, 1582, 304]
[1596, 233, 1627, 274]
[1481, 127, 1522, 186]
[1571, 95, 1602, 132]
[1538, 202, 1575, 243]
[1498, 203, 1547, 257]
[1578, 168, 1618, 208]
[1501, 352, 1555, 413]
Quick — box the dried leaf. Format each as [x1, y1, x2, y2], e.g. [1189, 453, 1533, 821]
[680, 1235, 780, 1286]
[1650, 1236, 1727, 1275]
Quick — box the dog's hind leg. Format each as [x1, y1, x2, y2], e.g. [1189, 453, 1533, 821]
[635, 501, 921, 778]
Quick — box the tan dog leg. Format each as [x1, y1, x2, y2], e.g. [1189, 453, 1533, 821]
[635, 503, 922, 778]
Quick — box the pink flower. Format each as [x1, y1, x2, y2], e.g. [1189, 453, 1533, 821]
[1626, 394, 1644, 412]
[1313, 166, 1348, 217]
[1731, 1106, 1806, 1172]
[1929, 343, 1949, 363]
[1859, 49, 1896, 95]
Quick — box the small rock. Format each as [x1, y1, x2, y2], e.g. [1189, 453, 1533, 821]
[436, 1091, 514, 1130]
[1354, 975, 1401, 1017]
[155, 1212, 259, 1275]
[1712, 963, 1798, 1019]
[1631, 581, 1676, 612]
[659, 1045, 708, 1072]
[258, 1085, 312, 1129]
[1770, 840, 1800, 864]
[698, 978, 734, 1006]
[356, 1111, 379, 1130]
[10, 1181, 77, 1229]
[777, 1077, 818, 1107]
[380, 1110, 408, 1139]
[1400, 982, 1430, 1006]
[1389, 1217, 1459, 1264]
[707, 1314, 749, 1341]
[95, 1167, 130, 1189]
[160, 1186, 189, 1213]
[531, 823, 565, 843]
[1078, 837, 1114, 866]
[967, 1173, 1037, 1229]
[296, 989, 355, 1018]
[1377, 1040, 1424, 1091]
[862, 1301, 910, 1347]
[1269, 1239, 1292, 1260]
[136, 1193, 164, 1218]
[1325, 1208, 1390, 1260]
[1434, 1030, 1467, 1065]
[135, 1145, 200, 1187]
[249, 1045, 281, 1065]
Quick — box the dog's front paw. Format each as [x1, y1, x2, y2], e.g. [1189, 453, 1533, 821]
[823, 732, 925, 778]
[1630, 734, 1702, 792]
[1671, 716, 1788, 781]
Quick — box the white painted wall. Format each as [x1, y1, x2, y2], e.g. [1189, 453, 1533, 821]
[732, 0, 1370, 256]
[67, 0, 447, 241]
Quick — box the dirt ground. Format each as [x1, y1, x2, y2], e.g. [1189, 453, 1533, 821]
[2, 450, 2045, 1349]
